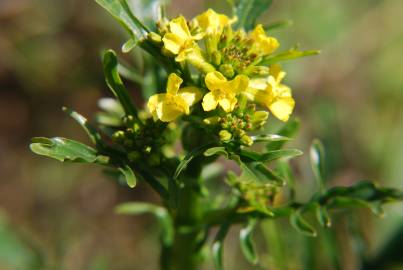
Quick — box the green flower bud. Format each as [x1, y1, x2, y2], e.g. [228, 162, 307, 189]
[252, 111, 269, 128]
[240, 134, 253, 146]
[211, 51, 222, 66]
[219, 130, 232, 142]
[112, 130, 125, 142]
[203, 116, 220, 125]
[219, 64, 235, 79]
[147, 32, 162, 44]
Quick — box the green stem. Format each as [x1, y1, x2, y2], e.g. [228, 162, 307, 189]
[161, 163, 204, 270]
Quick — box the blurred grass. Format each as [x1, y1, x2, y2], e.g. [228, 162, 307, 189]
[1, 0, 403, 269]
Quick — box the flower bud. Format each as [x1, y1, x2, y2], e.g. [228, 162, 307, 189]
[219, 130, 232, 142]
[252, 111, 269, 128]
[219, 64, 235, 79]
[112, 130, 125, 142]
[147, 32, 162, 45]
[203, 116, 220, 125]
[240, 134, 253, 146]
[211, 51, 222, 66]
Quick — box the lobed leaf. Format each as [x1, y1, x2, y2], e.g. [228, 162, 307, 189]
[30, 137, 109, 164]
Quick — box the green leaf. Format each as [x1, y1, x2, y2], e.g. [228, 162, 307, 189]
[251, 134, 291, 143]
[240, 161, 285, 186]
[204, 147, 228, 158]
[290, 209, 317, 237]
[121, 38, 137, 53]
[118, 62, 144, 84]
[212, 223, 230, 270]
[315, 204, 331, 228]
[30, 137, 109, 164]
[260, 49, 320, 66]
[266, 119, 300, 151]
[95, 0, 149, 40]
[234, 0, 273, 31]
[118, 164, 136, 188]
[116, 202, 173, 246]
[241, 149, 303, 163]
[174, 144, 214, 179]
[239, 219, 258, 264]
[264, 20, 293, 31]
[63, 107, 103, 147]
[102, 50, 137, 116]
[310, 139, 326, 191]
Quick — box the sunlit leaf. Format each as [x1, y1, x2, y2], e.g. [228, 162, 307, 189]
[239, 218, 258, 264]
[102, 50, 137, 116]
[95, 0, 149, 40]
[266, 118, 300, 151]
[30, 137, 109, 164]
[204, 147, 228, 158]
[241, 149, 302, 163]
[174, 144, 214, 179]
[251, 134, 291, 143]
[260, 49, 320, 66]
[63, 107, 103, 147]
[116, 202, 173, 246]
[118, 164, 136, 188]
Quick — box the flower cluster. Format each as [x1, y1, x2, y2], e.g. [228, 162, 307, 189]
[146, 9, 295, 145]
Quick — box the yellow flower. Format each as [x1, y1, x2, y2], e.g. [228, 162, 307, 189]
[246, 65, 295, 121]
[148, 73, 202, 122]
[249, 24, 279, 56]
[194, 9, 235, 36]
[162, 16, 203, 62]
[202, 71, 249, 112]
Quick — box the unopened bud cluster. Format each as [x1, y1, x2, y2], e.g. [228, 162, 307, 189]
[111, 115, 175, 167]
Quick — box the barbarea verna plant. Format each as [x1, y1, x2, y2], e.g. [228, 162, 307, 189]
[30, 1, 403, 269]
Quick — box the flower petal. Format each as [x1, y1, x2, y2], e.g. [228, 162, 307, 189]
[219, 96, 237, 112]
[169, 16, 191, 40]
[202, 92, 218, 111]
[147, 94, 165, 121]
[205, 71, 227, 91]
[178, 86, 203, 106]
[269, 96, 295, 122]
[166, 73, 183, 95]
[163, 33, 183, 55]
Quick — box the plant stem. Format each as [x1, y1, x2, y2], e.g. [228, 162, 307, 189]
[161, 163, 204, 270]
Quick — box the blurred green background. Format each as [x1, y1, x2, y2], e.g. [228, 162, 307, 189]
[1, 0, 403, 269]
